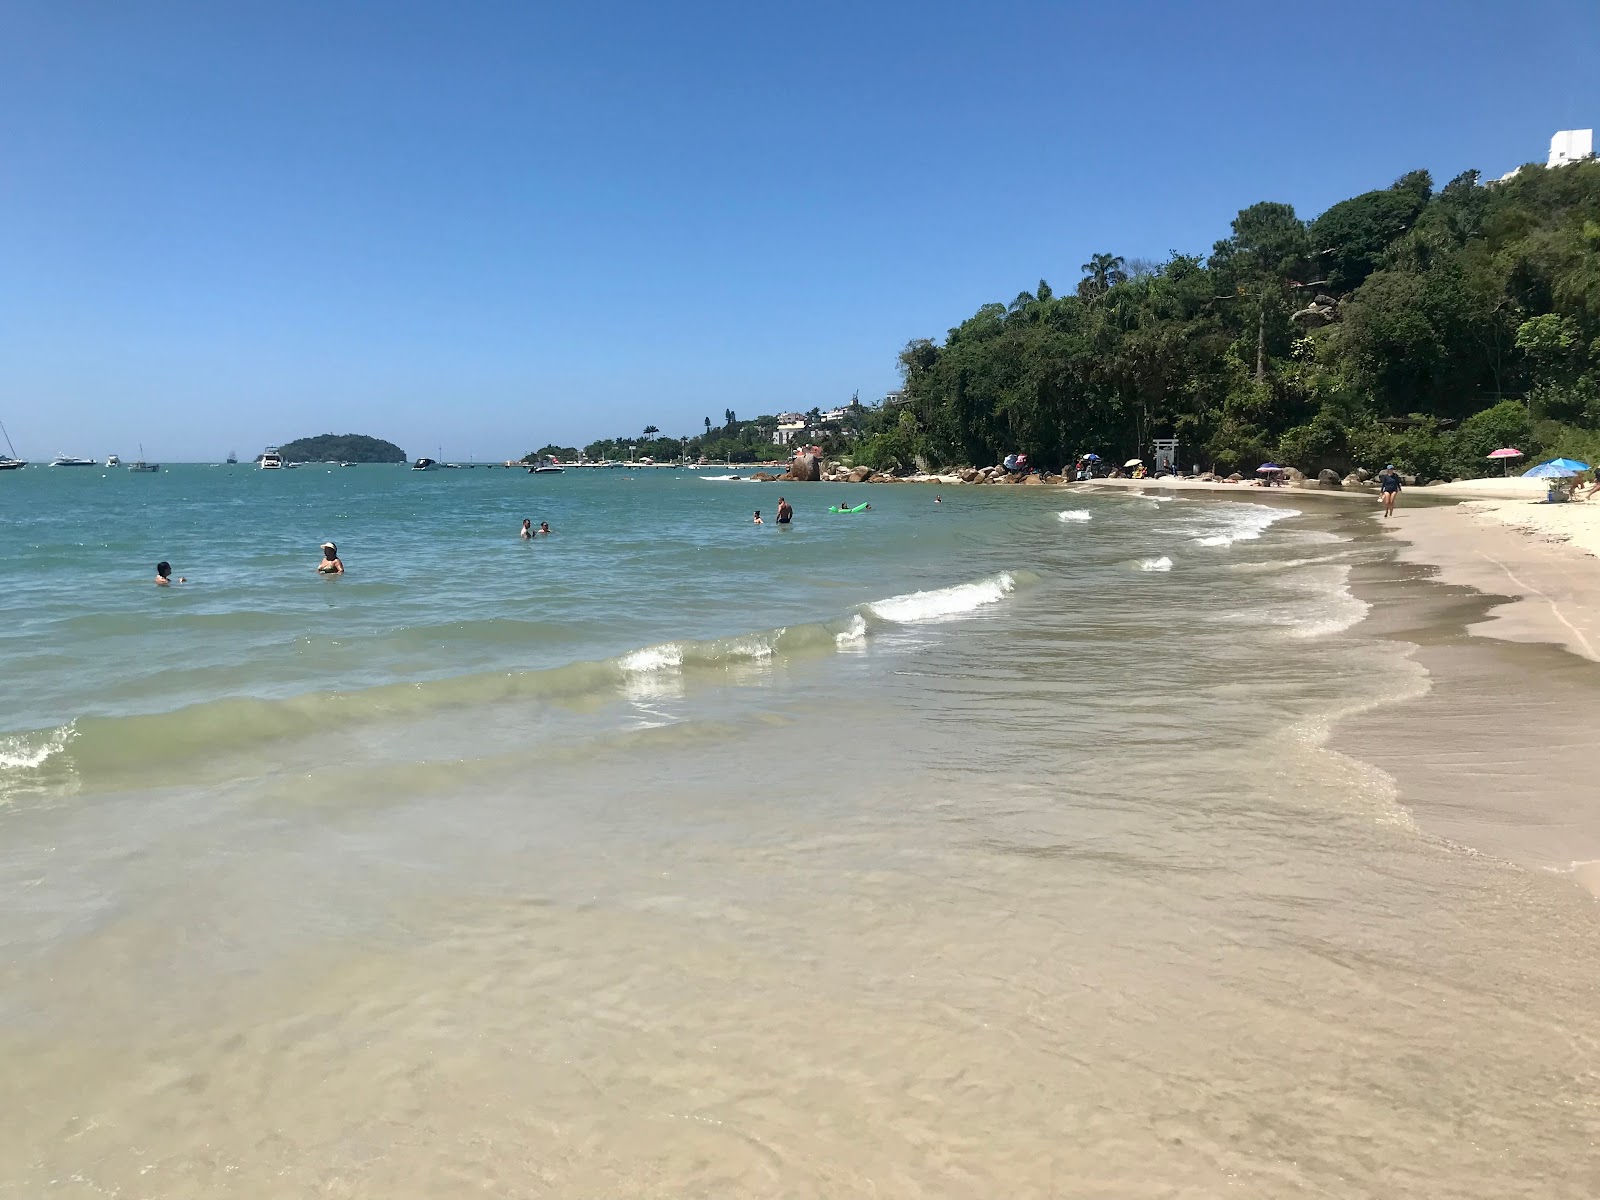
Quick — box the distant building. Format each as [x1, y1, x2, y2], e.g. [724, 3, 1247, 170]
[820, 407, 849, 423]
[773, 420, 807, 446]
[883, 390, 909, 406]
[1499, 128, 1594, 182]
[775, 412, 805, 424]
[1549, 128, 1594, 168]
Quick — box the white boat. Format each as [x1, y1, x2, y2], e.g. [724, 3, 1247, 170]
[50, 455, 96, 467]
[106, 454, 121, 467]
[411, 457, 437, 471]
[0, 419, 24, 470]
[259, 447, 283, 469]
[532, 461, 565, 473]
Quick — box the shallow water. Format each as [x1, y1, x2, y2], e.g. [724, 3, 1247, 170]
[2, 467, 1597, 1196]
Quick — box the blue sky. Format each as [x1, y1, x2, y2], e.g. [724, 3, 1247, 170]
[2, 0, 1596, 461]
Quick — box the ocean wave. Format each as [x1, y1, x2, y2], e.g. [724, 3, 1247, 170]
[1138, 557, 1174, 572]
[864, 572, 1021, 623]
[0, 725, 75, 772]
[0, 571, 1024, 794]
[1056, 510, 1092, 523]
[1188, 502, 1299, 548]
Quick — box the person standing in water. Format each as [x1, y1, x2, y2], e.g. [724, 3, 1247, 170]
[538, 521, 552, 536]
[520, 519, 532, 539]
[1378, 465, 1402, 519]
[752, 510, 763, 525]
[154, 561, 185, 585]
[776, 498, 793, 525]
[317, 542, 344, 574]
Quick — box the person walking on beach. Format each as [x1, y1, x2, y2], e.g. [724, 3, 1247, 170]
[317, 541, 344, 575]
[1378, 465, 1402, 518]
[776, 498, 793, 525]
[520, 519, 532, 539]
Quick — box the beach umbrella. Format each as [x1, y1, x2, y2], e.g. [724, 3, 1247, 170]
[1255, 463, 1283, 473]
[1081, 453, 1101, 461]
[1486, 447, 1523, 475]
[1124, 458, 1143, 468]
[1523, 457, 1590, 479]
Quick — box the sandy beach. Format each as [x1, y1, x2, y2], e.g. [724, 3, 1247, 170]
[1337, 482, 1600, 896]
[1083, 472, 1600, 896]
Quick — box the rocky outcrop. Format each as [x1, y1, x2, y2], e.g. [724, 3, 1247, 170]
[848, 465, 873, 484]
[781, 452, 822, 482]
[1317, 469, 1342, 487]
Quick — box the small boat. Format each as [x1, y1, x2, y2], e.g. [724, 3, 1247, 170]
[226, 450, 238, 465]
[0, 420, 23, 470]
[106, 454, 121, 468]
[259, 447, 283, 470]
[50, 455, 97, 467]
[412, 457, 437, 471]
[533, 463, 565, 473]
[128, 445, 159, 472]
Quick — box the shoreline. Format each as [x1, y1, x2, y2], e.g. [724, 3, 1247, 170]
[1331, 492, 1600, 897]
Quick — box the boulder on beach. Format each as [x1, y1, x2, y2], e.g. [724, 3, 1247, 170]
[848, 465, 872, 484]
[1317, 469, 1342, 487]
[784, 452, 822, 483]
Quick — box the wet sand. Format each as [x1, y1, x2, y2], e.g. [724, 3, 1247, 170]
[1337, 496, 1600, 896]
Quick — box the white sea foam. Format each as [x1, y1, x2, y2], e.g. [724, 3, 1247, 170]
[834, 613, 869, 646]
[866, 572, 1017, 623]
[1138, 556, 1174, 572]
[1057, 510, 1092, 523]
[0, 725, 74, 772]
[618, 644, 684, 673]
[1189, 502, 1299, 548]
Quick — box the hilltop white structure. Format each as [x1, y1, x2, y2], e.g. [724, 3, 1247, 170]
[1548, 128, 1593, 168]
[1500, 128, 1594, 181]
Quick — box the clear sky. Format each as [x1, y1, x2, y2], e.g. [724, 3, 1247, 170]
[2, 0, 1597, 461]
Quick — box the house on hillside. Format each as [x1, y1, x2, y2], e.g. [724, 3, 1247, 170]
[773, 420, 808, 446]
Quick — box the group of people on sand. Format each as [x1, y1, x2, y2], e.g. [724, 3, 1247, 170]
[519, 519, 553, 539]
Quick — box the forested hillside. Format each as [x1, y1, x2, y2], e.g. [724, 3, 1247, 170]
[277, 433, 407, 463]
[862, 159, 1600, 479]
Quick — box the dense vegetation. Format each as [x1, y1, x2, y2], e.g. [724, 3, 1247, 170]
[279, 433, 406, 463]
[566, 404, 870, 463]
[849, 159, 1600, 479]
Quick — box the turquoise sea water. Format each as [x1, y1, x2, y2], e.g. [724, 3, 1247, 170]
[4, 465, 1599, 1196]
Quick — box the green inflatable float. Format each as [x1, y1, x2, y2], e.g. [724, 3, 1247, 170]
[828, 502, 871, 514]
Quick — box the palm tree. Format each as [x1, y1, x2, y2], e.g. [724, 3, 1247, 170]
[643, 425, 659, 438]
[1078, 252, 1127, 299]
[704, 416, 712, 436]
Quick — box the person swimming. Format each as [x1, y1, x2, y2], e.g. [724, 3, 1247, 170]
[317, 541, 344, 575]
[776, 498, 793, 524]
[935, 495, 942, 504]
[154, 561, 185, 585]
[752, 510, 764, 525]
[538, 521, 551, 535]
[520, 519, 532, 539]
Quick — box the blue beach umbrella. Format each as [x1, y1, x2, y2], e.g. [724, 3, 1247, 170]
[1080, 453, 1101, 461]
[1523, 457, 1591, 478]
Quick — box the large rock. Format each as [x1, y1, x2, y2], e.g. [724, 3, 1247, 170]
[847, 465, 872, 484]
[960, 468, 980, 483]
[869, 472, 892, 484]
[783, 452, 822, 482]
[1354, 467, 1372, 482]
[1284, 467, 1307, 482]
[1317, 469, 1342, 487]
[1341, 472, 1364, 487]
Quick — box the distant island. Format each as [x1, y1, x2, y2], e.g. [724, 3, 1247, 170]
[277, 433, 407, 463]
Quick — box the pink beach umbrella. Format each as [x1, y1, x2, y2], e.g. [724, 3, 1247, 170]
[1486, 447, 1523, 476]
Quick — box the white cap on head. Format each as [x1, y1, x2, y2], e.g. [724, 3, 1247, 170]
[321, 542, 336, 550]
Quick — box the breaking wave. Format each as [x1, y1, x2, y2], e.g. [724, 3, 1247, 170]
[1138, 556, 1174, 572]
[1057, 510, 1093, 523]
[865, 572, 1021, 623]
[0, 571, 1028, 797]
[1189, 502, 1299, 548]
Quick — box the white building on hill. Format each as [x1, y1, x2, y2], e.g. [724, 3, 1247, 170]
[1548, 128, 1593, 168]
